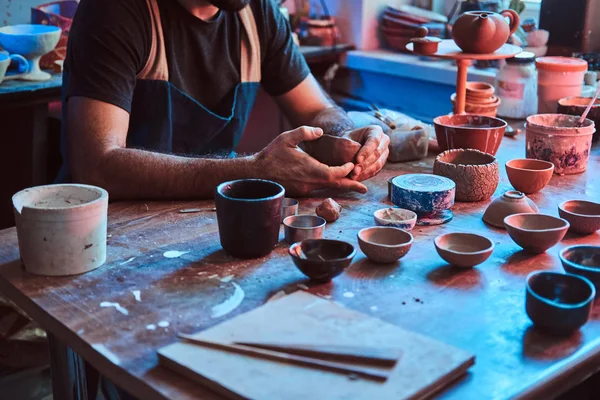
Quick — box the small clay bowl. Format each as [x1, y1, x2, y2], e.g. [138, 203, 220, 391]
[281, 198, 299, 223]
[288, 239, 356, 282]
[466, 82, 495, 100]
[526, 271, 595, 335]
[504, 213, 570, 254]
[482, 191, 539, 229]
[283, 215, 326, 245]
[506, 159, 554, 194]
[410, 36, 441, 55]
[560, 245, 600, 291]
[373, 208, 417, 231]
[357, 227, 413, 264]
[434, 233, 494, 268]
[433, 114, 507, 155]
[558, 200, 600, 234]
[433, 149, 499, 202]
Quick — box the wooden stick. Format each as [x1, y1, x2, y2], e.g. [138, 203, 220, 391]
[177, 333, 390, 382]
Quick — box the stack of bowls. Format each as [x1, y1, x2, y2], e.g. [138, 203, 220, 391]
[451, 82, 501, 117]
[380, 5, 446, 52]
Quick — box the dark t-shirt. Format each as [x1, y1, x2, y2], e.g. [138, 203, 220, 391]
[64, 0, 310, 116]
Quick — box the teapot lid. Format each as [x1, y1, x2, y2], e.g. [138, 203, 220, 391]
[536, 56, 588, 72]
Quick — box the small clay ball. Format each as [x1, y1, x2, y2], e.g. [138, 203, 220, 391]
[316, 198, 342, 222]
[415, 26, 428, 38]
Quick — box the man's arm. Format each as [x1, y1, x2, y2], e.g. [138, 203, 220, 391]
[67, 97, 367, 199]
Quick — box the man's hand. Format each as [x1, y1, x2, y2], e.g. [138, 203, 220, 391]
[253, 126, 368, 197]
[342, 126, 390, 181]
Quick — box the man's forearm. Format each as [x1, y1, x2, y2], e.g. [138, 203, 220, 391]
[310, 106, 355, 137]
[75, 148, 257, 200]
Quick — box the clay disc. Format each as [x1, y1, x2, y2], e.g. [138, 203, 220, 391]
[391, 174, 455, 213]
[303, 135, 361, 167]
[416, 210, 454, 226]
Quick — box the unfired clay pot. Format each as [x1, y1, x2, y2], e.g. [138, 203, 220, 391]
[452, 10, 520, 54]
[433, 148, 499, 202]
[483, 191, 539, 229]
[505, 158, 554, 194]
[434, 233, 494, 268]
[558, 200, 600, 235]
[12, 184, 108, 276]
[358, 227, 413, 264]
[504, 213, 570, 254]
[433, 114, 507, 155]
[303, 135, 361, 167]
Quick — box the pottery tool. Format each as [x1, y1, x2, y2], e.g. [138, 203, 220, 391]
[179, 208, 216, 213]
[158, 291, 475, 400]
[390, 174, 455, 225]
[176, 334, 390, 382]
[232, 342, 401, 367]
[577, 86, 600, 127]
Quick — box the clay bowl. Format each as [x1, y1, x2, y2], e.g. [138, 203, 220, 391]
[288, 239, 356, 282]
[434, 233, 494, 268]
[281, 198, 299, 223]
[560, 245, 600, 291]
[433, 149, 499, 202]
[504, 213, 570, 254]
[433, 114, 507, 155]
[358, 227, 413, 264]
[283, 215, 326, 245]
[558, 200, 600, 234]
[373, 207, 417, 231]
[483, 191, 539, 229]
[466, 82, 495, 100]
[558, 96, 600, 141]
[452, 93, 500, 106]
[505, 159, 554, 194]
[526, 271, 595, 335]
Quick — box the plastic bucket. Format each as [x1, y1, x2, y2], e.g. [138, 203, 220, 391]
[536, 57, 587, 114]
[525, 114, 595, 175]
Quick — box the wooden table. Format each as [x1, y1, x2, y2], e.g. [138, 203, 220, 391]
[0, 124, 599, 400]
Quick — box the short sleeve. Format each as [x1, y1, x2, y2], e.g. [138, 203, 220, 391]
[64, 0, 151, 113]
[257, 0, 310, 96]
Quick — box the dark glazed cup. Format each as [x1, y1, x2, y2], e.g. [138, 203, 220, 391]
[215, 179, 285, 259]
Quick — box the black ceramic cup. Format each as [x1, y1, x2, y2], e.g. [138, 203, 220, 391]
[215, 179, 285, 259]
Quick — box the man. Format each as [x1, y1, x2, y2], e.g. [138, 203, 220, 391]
[62, 0, 389, 198]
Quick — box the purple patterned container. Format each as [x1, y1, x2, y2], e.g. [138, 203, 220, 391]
[526, 114, 595, 175]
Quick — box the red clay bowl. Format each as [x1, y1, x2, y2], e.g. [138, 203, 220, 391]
[434, 233, 494, 268]
[505, 159, 554, 194]
[504, 213, 570, 254]
[558, 200, 600, 234]
[433, 114, 507, 155]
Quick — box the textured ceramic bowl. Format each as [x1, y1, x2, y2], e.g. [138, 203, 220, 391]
[434, 114, 507, 155]
[281, 198, 299, 223]
[505, 159, 554, 194]
[560, 246, 600, 291]
[283, 215, 326, 245]
[373, 208, 417, 231]
[12, 184, 108, 276]
[434, 233, 494, 268]
[433, 149, 499, 202]
[558, 96, 600, 142]
[504, 213, 570, 254]
[483, 191, 539, 229]
[526, 271, 595, 334]
[358, 227, 413, 264]
[288, 239, 356, 282]
[558, 200, 600, 234]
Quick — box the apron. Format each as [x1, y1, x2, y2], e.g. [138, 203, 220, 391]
[128, 0, 262, 155]
[58, 0, 262, 182]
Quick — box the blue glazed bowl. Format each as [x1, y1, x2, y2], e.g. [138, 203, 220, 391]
[525, 271, 595, 335]
[0, 24, 61, 57]
[373, 208, 417, 231]
[560, 245, 600, 292]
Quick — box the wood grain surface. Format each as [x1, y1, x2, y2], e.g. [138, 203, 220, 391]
[0, 121, 599, 400]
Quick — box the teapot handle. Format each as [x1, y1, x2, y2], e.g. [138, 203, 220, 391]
[501, 9, 520, 36]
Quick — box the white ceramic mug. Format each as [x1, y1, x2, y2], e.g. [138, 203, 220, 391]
[0, 51, 29, 83]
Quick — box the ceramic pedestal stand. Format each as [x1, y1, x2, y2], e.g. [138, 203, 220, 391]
[406, 40, 521, 115]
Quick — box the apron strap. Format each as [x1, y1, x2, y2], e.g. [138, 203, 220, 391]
[238, 6, 261, 83]
[138, 0, 169, 81]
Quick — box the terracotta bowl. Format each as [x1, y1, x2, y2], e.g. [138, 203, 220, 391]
[558, 96, 600, 142]
[505, 159, 554, 194]
[526, 271, 595, 334]
[482, 191, 539, 229]
[434, 233, 494, 268]
[560, 245, 600, 291]
[433, 114, 507, 155]
[288, 239, 356, 283]
[373, 207, 417, 231]
[358, 227, 414, 264]
[558, 200, 600, 234]
[504, 213, 570, 254]
[433, 149, 499, 202]
[466, 82, 494, 99]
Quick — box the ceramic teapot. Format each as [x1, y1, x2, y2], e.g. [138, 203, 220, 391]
[452, 9, 519, 54]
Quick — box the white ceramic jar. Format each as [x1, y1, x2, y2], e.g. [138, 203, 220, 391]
[12, 184, 109, 276]
[496, 52, 538, 119]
